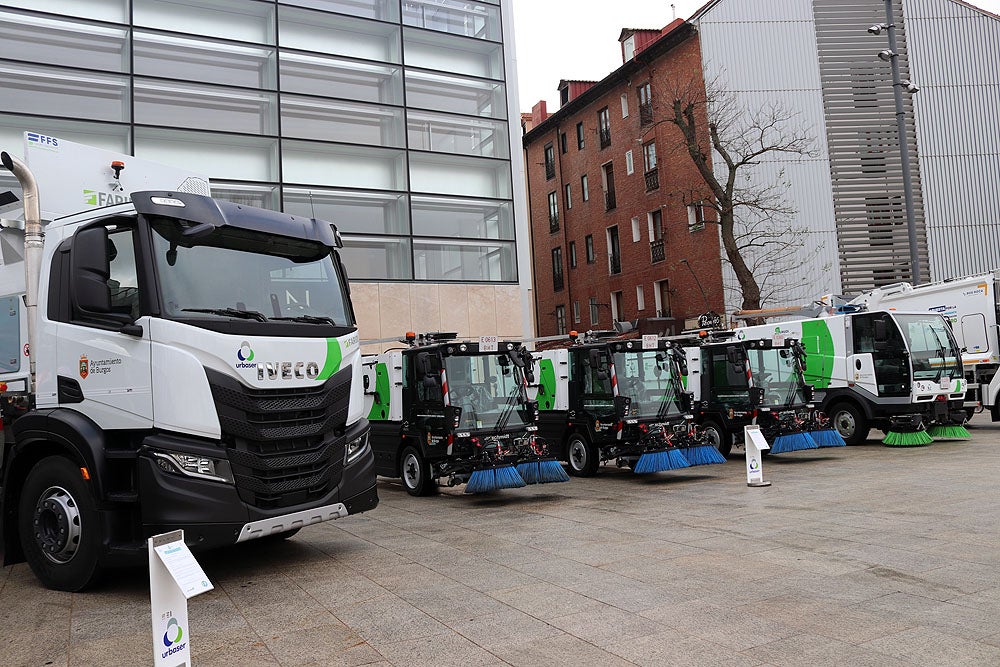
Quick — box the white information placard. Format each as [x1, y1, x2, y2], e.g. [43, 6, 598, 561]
[479, 336, 498, 352]
[744, 425, 771, 487]
[149, 530, 213, 667]
[642, 334, 658, 350]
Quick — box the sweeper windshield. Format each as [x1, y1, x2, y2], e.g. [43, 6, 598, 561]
[745, 347, 808, 407]
[444, 353, 529, 431]
[613, 350, 684, 419]
[894, 314, 963, 382]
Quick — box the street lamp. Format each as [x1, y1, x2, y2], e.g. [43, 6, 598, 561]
[869, 0, 922, 284]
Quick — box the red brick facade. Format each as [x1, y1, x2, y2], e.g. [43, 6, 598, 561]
[523, 24, 725, 337]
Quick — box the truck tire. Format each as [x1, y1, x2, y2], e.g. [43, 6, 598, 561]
[700, 420, 731, 457]
[399, 446, 435, 496]
[566, 433, 599, 477]
[828, 402, 870, 445]
[18, 455, 104, 592]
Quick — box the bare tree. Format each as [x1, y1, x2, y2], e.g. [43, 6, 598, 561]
[646, 76, 818, 320]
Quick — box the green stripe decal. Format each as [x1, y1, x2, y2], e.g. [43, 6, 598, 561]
[317, 338, 343, 381]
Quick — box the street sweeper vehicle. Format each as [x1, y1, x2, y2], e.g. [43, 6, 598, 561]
[683, 334, 845, 455]
[0, 134, 376, 591]
[529, 331, 724, 476]
[850, 271, 1000, 421]
[736, 309, 966, 445]
[362, 332, 568, 495]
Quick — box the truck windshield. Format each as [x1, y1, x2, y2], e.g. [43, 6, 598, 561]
[150, 219, 351, 327]
[445, 354, 528, 431]
[613, 351, 683, 419]
[895, 314, 963, 381]
[745, 347, 807, 406]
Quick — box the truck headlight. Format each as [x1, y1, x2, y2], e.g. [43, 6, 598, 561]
[152, 451, 234, 484]
[345, 431, 370, 465]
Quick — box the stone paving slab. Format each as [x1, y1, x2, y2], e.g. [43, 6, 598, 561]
[4, 415, 1000, 665]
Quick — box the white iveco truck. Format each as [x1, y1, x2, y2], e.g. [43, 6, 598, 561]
[0, 135, 376, 591]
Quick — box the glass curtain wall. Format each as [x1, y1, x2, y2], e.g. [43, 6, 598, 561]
[0, 0, 515, 283]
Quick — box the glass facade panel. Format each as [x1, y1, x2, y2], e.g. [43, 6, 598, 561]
[134, 79, 277, 135]
[403, 27, 503, 80]
[134, 0, 276, 44]
[411, 196, 512, 240]
[282, 96, 404, 146]
[280, 53, 402, 104]
[3, 0, 128, 23]
[134, 32, 276, 89]
[211, 183, 281, 210]
[413, 238, 515, 281]
[340, 235, 412, 279]
[0, 62, 129, 123]
[404, 70, 505, 118]
[134, 127, 278, 182]
[0, 12, 128, 72]
[409, 153, 511, 199]
[283, 141, 407, 190]
[284, 188, 409, 235]
[407, 110, 508, 158]
[280, 6, 400, 62]
[0, 115, 129, 154]
[280, 0, 399, 21]
[402, 0, 501, 41]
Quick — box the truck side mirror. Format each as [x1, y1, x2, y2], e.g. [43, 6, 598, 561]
[416, 351, 432, 377]
[71, 226, 126, 322]
[749, 386, 765, 407]
[614, 395, 631, 419]
[726, 348, 741, 366]
[587, 348, 603, 370]
[874, 319, 888, 342]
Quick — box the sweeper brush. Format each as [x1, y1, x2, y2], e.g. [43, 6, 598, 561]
[516, 458, 570, 484]
[679, 443, 727, 465]
[633, 448, 690, 474]
[882, 430, 933, 447]
[926, 424, 971, 440]
[769, 431, 819, 454]
[808, 429, 847, 448]
[464, 465, 526, 493]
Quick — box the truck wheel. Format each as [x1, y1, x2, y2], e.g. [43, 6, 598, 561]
[828, 403, 870, 445]
[700, 421, 731, 457]
[18, 456, 103, 592]
[566, 434, 599, 477]
[399, 446, 435, 496]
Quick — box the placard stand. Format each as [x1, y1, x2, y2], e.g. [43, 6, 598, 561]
[744, 425, 772, 487]
[149, 530, 214, 667]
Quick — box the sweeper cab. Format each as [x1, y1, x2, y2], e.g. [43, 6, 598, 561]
[362, 332, 568, 496]
[683, 335, 845, 456]
[527, 331, 725, 477]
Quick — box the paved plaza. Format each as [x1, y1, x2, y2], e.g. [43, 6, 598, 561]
[4, 416, 1000, 666]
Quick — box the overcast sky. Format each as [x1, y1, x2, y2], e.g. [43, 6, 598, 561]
[512, 0, 1000, 112]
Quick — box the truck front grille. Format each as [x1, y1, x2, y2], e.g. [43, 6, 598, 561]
[205, 366, 352, 510]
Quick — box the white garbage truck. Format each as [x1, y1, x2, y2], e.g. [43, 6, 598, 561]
[0, 134, 377, 591]
[851, 272, 1000, 419]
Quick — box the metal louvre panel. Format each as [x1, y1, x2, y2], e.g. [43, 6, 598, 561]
[206, 366, 352, 510]
[813, 0, 929, 292]
[905, 0, 1000, 281]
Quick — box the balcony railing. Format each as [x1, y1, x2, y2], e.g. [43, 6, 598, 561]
[644, 167, 659, 192]
[609, 253, 621, 275]
[650, 239, 665, 263]
[549, 213, 559, 233]
[599, 127, 611, 149]
[604, 190, 616, 211]
[544, 160, 555, 180]
[639, 102, 654, 126]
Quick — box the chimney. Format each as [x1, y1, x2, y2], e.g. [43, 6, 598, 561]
[531, 100, 549, 127]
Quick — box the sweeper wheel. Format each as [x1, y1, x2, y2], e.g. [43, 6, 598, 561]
[566, 433, 599, 477]
[700, 420, 731, 457]
[828, 402, 869, 445]
[399, 446, 436, 496]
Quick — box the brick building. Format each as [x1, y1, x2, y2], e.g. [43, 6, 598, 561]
[522, 20, 725, 337]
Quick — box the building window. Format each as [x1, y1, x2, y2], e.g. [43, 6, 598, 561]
[625, 149, 634, 176]
[564, 182, 572, 209]
[602, 162, 615, 211]
[631, 217, 641, 242]
[623, 35, 635, 61]
[620, 93, 629, 118]
[569, 240, 577, 268]
[576, 121, 585, 149]
[548, 191, 559, 232]
[611, 290, 623, 322]
[585, 234, 595, 264]
[560, 131, 567, 154]
[589, 296, 599, 325]
[636, 284, 645, 311]
[638, 81, 652, 125]
[607, 225, 621, 275]
[688, 202, 706, 232]
[573, 300, 581, 323]
[581, 174, 589, 201]
[649, 209, 664, 263]
[544, 142, 555, 179]
[555, 304, 567, 334]
[552, 246, 564, 291]
[642, 141, 658, 191]
[654, 279, 672, 318]
[598, 106, 610, 148]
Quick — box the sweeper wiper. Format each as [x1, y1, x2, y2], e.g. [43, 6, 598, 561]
[362, 332, 568, 496]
